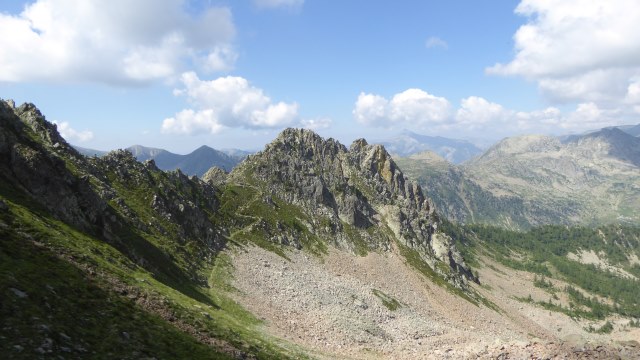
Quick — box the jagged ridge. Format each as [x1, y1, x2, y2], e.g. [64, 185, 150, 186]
[231, 128, 476, 287]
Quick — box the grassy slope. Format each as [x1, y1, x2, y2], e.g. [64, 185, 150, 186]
[0, 173, 306, 359]
[455, 223, 640, 323]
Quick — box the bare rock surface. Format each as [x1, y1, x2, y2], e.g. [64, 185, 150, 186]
[230, 245, 640, 359]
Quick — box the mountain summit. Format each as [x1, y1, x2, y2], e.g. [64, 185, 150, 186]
[229, 128, 475, 286]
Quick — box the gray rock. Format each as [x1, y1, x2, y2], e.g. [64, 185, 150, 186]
[229, 128, 476, 287]
[9, 287, 28, 298]
[201, 166, 228, 186]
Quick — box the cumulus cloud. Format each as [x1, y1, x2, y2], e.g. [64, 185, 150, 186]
[456, 97, 509, 127]
[0, 0, 236, 85]
[487, 0, 640, 104]
[53, 121, 94, 143]
[254, 0, 304, 9]
[162, 72, 300, 134]
[354, 89, 451, 128]
[425, 36, 448, 49]
[353, 88, 628, 136]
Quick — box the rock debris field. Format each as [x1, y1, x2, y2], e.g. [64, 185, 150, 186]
[230, 245, 640, 359]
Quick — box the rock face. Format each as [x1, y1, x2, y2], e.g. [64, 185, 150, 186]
[0, 101, 109, 234]
[0, 99, 224, 281]
[201, 166, 228, 187]
[1, 99, 475, 291]
[232, 128, 476, 287]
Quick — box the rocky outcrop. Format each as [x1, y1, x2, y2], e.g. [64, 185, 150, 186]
[0, 100, 110, 234]
[201, 166, 228, 187]
[0, 99, 224, 280]
[0, 100, 474, 288]
[232, 128, 476, 287]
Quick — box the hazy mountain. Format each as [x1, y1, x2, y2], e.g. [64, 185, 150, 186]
[615, 123, 640, 137]
[220, 148, 253, 159]
[396, 151, 565, 229]
[465, 129, 640, 226]
[560, 123, 640, 141]
[150, 145, 239, 175]
[73, 144, 243, 176]
[398, 127, 640, 229]
[376, 130, 483, 164]
[74, 145, 108, 157]
[126, 144, 166, 161]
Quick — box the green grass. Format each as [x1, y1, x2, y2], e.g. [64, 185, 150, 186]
[342, 222, 370, 256]
[586, 321, 614, 334]
[464, 223, 640, 318]
[0, 208, 233, 359]
[371, 289, 402, 311]
[0, 180, 307, 359]
[395, 240, 501, 312]
[218, 183, 327, 258]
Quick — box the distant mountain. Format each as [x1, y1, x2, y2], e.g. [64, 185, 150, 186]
[151, 145, 240, 175]
[376, 130, 482, 164]
[399, 127, 640, 229]
[560, 123, 640, 141]
[220, 148, 253, 159]
[396, 151, 569, 230]
[464, 128, 640, 227]
[126, 144, 166, 161]
[73, 144, 244, 176]
[616, 123, 640, 137]
[74, 145, 108, 157]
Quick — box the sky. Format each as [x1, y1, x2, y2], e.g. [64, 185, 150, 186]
[2, 0, 640, 153]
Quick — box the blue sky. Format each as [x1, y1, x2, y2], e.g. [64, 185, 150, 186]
[2, 0, 640, 153]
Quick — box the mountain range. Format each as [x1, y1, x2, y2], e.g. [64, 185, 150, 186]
[75, 144, 246, 176]
[2, 100, 640, 359]
[375, 129, 483, 164]
[398, 127, 640, 229]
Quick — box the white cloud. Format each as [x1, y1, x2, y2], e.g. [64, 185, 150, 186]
[353, 93, 389, 126]
[625, 78, 640, 104]
[300, 118, 332, 130]
[514, 107, 562, 131]
[353, 89, 451, 128]
[353, 88, 630, 137]
[0, 0, 236, 85]
[162, 72, 300, 134]
[53, 121, 94, 142]
[487, 0, 640, 103]
[425, 36, 448, 49]
[456, 96, 509, 127]
[254, 0, 304, 9]
[200, 45, 239, 73]
[561, 102, 623, 131]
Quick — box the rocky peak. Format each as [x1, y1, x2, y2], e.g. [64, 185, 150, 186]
[201, 166, 228, 187]
[348, 138, 426, 212]
[349, 138, 368, 153]
[15, 102, 68, 149]
[233, 128, 475, 287]
[266, 128, 347, 161]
